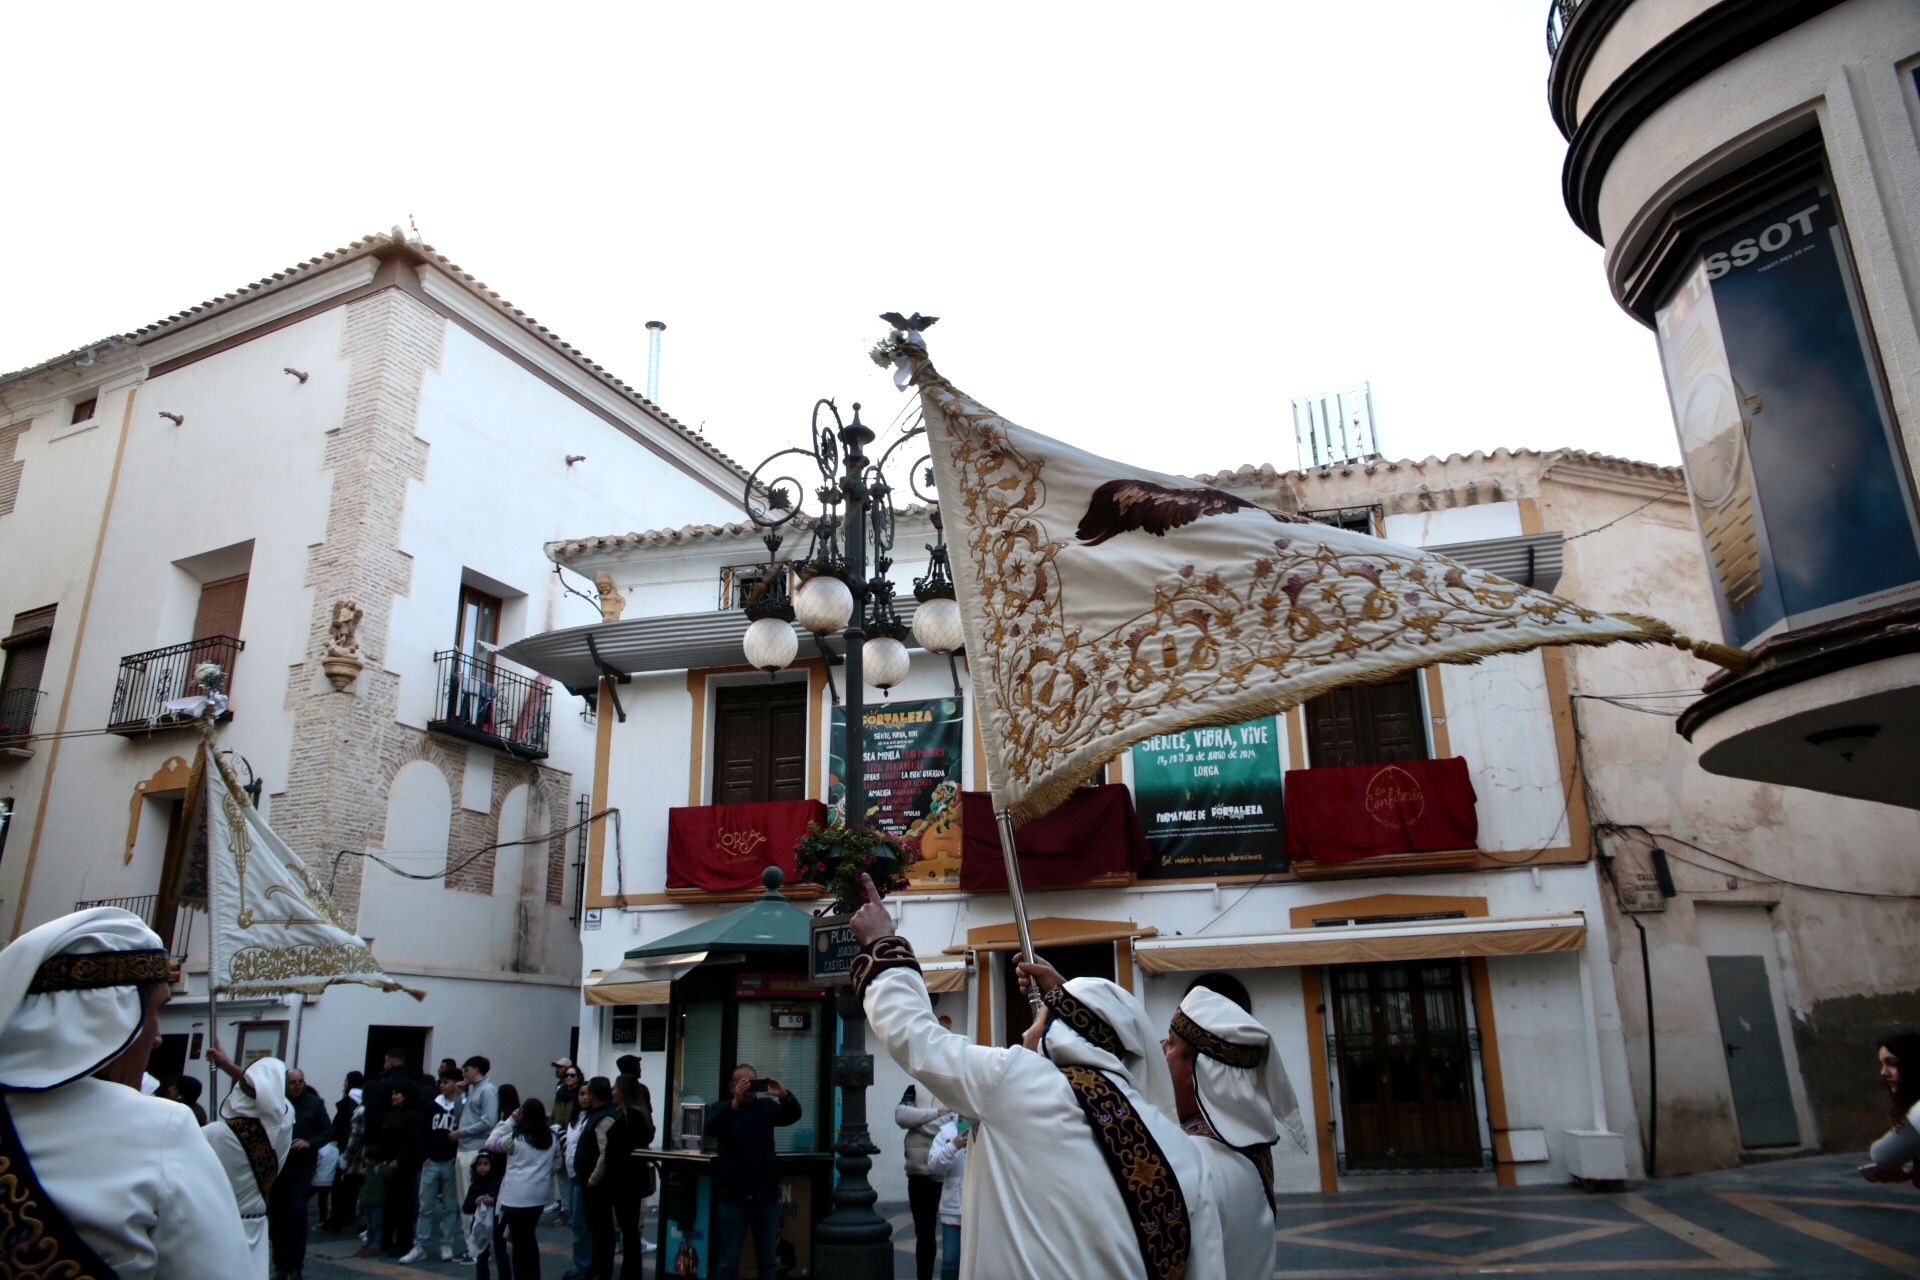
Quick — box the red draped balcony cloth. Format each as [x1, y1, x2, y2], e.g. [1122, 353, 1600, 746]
[959, 784, 1151, 891]
[666, 799, 827, 891]
[1283, 757, 1478, 864]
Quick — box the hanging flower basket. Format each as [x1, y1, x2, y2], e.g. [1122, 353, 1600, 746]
[793, 820, 914, 913]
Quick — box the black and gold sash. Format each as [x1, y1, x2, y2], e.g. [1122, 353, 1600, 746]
[224, 1116, 278, 1205]
[0, 1094, 119, 1279]
[1059, 1065, 1191, 1280]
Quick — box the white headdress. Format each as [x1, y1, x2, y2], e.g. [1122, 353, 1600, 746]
[1174, 985, 1305, 1151]
[1039, 976, 1177, 1118]
[0, 908, 170, 1091]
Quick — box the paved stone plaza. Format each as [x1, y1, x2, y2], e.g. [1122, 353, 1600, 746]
[302, 1155, 1920, 1279]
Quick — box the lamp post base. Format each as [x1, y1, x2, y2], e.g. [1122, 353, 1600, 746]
[812, 999, 892, 1279]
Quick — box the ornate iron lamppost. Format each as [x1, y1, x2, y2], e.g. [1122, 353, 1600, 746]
[738, 396, 958, 1279]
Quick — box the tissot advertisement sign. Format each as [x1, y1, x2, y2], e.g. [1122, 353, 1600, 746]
[1129, 715, 1287, 878]
[1655, 183, 1920, 647]
[829, 697, 965, 885]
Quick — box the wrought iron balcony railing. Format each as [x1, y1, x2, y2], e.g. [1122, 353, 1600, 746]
[108, 635, 243, 732]
[428, 649, 551, 760]
[74, 895, 199, 960]
[0, 687, 43, 749]
[1546, 0, 1585, 56]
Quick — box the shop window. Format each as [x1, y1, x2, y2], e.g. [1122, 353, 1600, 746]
[710, 682, 808, 805]
[1645, 139, 1920, 646]
[1303, 670, 1428, 768]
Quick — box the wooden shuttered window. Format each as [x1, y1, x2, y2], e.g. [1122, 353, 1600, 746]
[1, 606, 55, 734]
[193, 574, 249, 640]
[1304, 669, 1428, 768]
[710, 682, 809, 805]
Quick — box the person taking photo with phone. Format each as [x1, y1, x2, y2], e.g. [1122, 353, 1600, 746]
[707, 1063, 800, 1279]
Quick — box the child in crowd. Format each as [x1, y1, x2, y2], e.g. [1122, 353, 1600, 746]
[310, 1138, 341, 1228]
[354, 1156, 389, 1260]
[926, 1116, 970, 1280]
[463, 1148, 506, 1280]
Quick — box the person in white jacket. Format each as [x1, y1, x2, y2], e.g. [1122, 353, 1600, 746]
[925, 1116, 969, 1280]
[896, 1084, 950, 1280]
[850, 875, 1225, 1280]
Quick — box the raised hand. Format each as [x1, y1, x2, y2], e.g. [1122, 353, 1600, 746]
[849, 872, 896, 945]
[1013, 952, 1064, 997]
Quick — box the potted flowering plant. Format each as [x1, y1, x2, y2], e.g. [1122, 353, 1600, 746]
[792, 819, 914, 913]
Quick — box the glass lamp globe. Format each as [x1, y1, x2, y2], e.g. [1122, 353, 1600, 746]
[742, 617, 799, 674]
[793, 574, 854, 634]
[863, 636, 912, 691]
[911, 597, 964, 655]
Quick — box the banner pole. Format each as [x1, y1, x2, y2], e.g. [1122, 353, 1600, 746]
[992, 808, 1042, 1011]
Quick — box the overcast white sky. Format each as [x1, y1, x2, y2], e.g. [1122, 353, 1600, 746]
[0, 2, 1680, 480]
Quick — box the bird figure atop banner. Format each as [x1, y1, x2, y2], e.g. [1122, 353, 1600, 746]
[872, 326, 1749, 826]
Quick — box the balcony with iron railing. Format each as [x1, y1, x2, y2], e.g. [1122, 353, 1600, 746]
[0, 687, 44, 757]
[1545, 0, 1585, 56]
[73, 894, 200, 964]
[428, 649, 552, 760]
[107, 635, 243, 734]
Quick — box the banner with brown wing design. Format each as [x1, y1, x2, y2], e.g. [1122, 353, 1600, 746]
[879, 335, 1733, 825]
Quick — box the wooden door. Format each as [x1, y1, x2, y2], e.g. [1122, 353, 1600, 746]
[712, 683, 809, 805]
[1330, 959, 1483, 1170]
[1305, 670, 1428, 768]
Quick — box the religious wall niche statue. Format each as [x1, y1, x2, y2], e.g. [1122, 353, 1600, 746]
[321, 599, 366, 691]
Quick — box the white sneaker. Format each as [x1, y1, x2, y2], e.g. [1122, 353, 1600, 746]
[358, 1232, 368, 1244]
[640, 1237, 658, 1253]
[440, 1248, 455, 1263]
[398, 1246, 425, 1264]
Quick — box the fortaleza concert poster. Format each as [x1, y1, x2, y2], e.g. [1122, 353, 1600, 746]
[829, 697, 966, 886]
[1129, 715, 1288, 878]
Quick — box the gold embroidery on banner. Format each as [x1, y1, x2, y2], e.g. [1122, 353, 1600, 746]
[929, 384, 1621, 812]
[1060, 1065, 1190, 1280]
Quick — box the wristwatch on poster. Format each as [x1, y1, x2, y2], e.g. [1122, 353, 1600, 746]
[1677, 372, 1761, 606]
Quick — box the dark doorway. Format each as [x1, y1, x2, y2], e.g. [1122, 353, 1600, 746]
[151, 1033, 190, 1085]
[1329, 959, 1483, 1171]
[1001, 942, 1116, 1048]
[364, 1025, 431, 1083]
[1304, 670, 1428, 767]
[712, 682, 808, 805]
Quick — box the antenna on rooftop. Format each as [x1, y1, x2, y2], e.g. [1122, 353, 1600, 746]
[1291, 382, 1381, 468]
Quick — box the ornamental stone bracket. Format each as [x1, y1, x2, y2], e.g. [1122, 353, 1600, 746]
[321, 598, 366, 692]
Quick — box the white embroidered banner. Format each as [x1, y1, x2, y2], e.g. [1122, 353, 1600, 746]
[201, 743, 421, 1000]
[879, 337, 1724, 824]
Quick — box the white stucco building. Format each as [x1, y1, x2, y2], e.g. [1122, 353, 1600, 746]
[0, 229, 742, 1098]
[497, 438, 1920, 1210]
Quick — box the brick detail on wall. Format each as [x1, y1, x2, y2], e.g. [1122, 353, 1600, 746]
[273, 286, 441, 929]
[0, 418, 28, 517]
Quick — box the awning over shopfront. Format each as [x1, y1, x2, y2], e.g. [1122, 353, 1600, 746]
[584, 968, 672, 1007]
[921, 958, 968, 993]
[1134, 913, 1586, 973]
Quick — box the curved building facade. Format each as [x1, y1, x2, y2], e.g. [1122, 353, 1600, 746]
[1548, 0, 1920, 807]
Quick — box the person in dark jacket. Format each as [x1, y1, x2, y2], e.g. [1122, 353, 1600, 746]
[380, 1085, 430, 1257]
[576, 1077, 619, 1279]
[364, 1050, 422, 1251]
[326, 1072, 366, 1232]
[707, 1064, 800, 1280]
[270, 1066, 335, 1280]
[594, 1073, 657, 1278]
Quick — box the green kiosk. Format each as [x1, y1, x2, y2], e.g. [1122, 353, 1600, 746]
[627, 867, 836, 1277]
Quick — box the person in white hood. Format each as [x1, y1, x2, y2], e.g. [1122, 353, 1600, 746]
[0, 906, 252, 1278]
[204, 1046, 295, 1278]
[851, 875, 1224, 1280]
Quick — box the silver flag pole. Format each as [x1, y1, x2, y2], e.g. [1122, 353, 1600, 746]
[993, 807, 1043, 1011]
